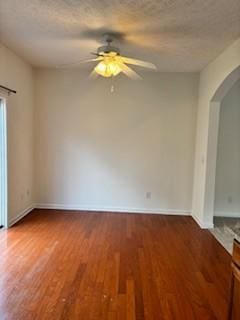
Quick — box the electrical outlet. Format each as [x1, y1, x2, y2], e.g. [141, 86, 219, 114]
[146, 191, 151, 199]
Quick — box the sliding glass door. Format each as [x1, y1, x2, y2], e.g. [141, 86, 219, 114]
[0, 97, 7, 228]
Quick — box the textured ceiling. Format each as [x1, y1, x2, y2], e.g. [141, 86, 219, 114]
[0, 0, 240, 71]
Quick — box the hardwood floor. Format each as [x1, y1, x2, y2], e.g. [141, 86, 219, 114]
[0, 209, 231, 320]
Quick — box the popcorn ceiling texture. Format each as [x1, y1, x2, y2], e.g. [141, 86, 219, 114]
[0, 0, 239, 71]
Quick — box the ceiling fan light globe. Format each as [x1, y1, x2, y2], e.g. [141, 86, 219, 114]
[108, 62, 121, 76]
[95, 61, 106, 72]
[94, 62, 111, 77]
[94, 60, 122, 77]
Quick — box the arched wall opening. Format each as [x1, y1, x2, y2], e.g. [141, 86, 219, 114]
[202, 65, 240, 227]
[214, 80, 240, 218]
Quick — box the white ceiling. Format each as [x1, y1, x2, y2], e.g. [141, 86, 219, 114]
[0, 0, 239, 71]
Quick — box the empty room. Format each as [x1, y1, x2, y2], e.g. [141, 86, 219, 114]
[0, 1, 240, 319]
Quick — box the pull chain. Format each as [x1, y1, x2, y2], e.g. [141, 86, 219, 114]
[110, 76, 115, 93]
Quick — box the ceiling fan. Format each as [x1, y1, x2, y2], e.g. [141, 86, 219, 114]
[58, 34, 157, 80]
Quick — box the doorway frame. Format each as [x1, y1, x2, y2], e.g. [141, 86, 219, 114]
[202, 66, 240, 227]
[0, 95, 8, 228]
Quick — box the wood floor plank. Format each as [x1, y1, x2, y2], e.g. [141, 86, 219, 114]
[0, 209, 231, 319]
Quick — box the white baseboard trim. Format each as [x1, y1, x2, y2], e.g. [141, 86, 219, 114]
[214, 211, 240, 218]
[191, 214, 214, 229]
[7, 204, 191, 228]
[8, 204, 35, 227]
[35, 203, 190, 216]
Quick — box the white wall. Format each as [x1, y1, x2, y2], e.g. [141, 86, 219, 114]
[35, 69, 199, 214]
[192, 38, 240, 227]
[214, 79, 240, 217]
[0, 44, 35, 225]
[0, 37, 239, 226]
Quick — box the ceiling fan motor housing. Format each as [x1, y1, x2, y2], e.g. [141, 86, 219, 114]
[98, 33, 120, 55]
[97, 45, 120, 55]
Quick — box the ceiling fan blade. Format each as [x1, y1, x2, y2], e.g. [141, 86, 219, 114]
[120, 56, 157, 70]
[56, 57, 103, 68]
[118, 62, 142, 80]
[88, 69, 99, 80]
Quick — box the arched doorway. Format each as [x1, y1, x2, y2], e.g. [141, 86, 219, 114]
[202, 65, 240, 228]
